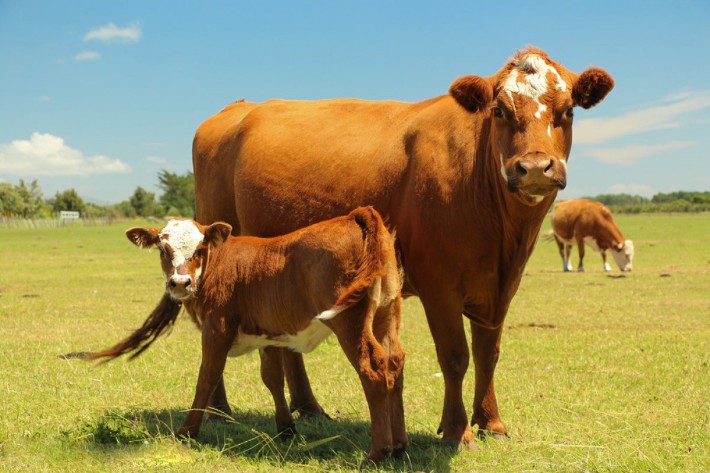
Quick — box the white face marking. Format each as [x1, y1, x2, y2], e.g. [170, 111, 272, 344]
[547, 123, 551, 137]
[503, 54, 567, 120]
[499, 152, 508, 182]
[227, 321, 333, 357]
[159, 220, 204, 269]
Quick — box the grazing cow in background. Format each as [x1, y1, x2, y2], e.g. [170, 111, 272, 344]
[192, 47, 614, 448]
[551, 199, 634, 272]
[87, 207, 406, 462]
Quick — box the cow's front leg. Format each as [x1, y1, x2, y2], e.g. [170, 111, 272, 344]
[422, 298, 474, 450]
[282, 349, 328, 418]
[176, 323, 233, 439]
[470, 322, 508, 439]
[260, 347, 296, 436]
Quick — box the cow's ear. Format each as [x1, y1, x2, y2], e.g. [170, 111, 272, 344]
[204, 222, 232, 247]
[126, 227, 160, 248]
[572, 67, 614, 109]
[449, 75, 494, 112]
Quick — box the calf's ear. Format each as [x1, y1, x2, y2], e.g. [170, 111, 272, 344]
[204, 222, 232, 247]
[449, 75, 494, 112]
[572, 67, 614, 109]
[126, 227, 160, 248]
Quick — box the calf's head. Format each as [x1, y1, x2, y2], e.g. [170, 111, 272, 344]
[450, 47, 614, 205]
[126, 219, 232, 301]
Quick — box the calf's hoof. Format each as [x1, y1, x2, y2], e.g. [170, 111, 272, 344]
[276, 423, 297, 438]
[175, 426, 199, 440]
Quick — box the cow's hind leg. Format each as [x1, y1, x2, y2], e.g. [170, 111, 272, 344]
[470, 322, 508, 440]
[260, 347, 296, 436]
[576, 236, 586, 272]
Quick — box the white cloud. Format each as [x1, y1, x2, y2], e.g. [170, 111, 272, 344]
[83, 22, 141, 43]
[74, 51, 101, 61]
[585, 140, 694, 166]
[606, 184, 656, 198]
[575, 90, 710, 145]
[0, 133, 131, 176]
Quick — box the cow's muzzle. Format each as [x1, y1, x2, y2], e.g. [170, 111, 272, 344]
[167, 274, 194, 300]
[507, 152, 567, 197]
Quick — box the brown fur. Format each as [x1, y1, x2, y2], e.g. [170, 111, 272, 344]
[191, 47, 614, 447]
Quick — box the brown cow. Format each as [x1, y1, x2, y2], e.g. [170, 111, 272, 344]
[89, 207, 406, 461]
[192, 47, 614, 448]
[551, 198, 634, 272]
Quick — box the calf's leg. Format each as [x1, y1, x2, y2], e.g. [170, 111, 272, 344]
[176, 322, 233, 438]
[576, 236, 586, 272]
[206, 375, 233, 422]
[328, 300, 401, 462]
[260, 347, 296, 435]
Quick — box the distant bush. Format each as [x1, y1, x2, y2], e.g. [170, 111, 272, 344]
[582, 192, 710, 213]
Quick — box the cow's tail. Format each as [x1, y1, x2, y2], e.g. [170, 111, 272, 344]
[65, 293, 183, 363]
[317, 206, 396, 321]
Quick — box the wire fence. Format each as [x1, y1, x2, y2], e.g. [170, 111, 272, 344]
[0, 217, 114, 229]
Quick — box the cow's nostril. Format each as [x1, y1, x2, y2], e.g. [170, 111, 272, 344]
[516, 162, 527, 176]
[169, 279, 177, 289]
[185, 277, 192, 287]
[544, 159, 554, 173]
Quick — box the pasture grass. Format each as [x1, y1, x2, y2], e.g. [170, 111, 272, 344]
[0, 213, 708, 472]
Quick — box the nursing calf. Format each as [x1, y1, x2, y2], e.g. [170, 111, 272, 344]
[102, 207, 405, 461]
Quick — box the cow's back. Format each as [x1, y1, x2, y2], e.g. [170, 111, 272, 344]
[552, 199, 615, 241]
[193, 97, 443, 238]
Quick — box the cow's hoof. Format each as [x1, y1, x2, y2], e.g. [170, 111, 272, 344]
[367, 444, 393, 462]
[290, 401, 331, 419]
[391, 443, 408, 459]
[439, 429, 476, 451]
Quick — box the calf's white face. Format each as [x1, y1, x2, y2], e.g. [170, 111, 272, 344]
[125, 219, 232, 301]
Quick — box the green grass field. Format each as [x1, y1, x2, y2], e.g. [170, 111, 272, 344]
[0, 213, 708, 472]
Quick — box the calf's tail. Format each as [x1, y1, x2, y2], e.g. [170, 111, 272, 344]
[540, 229, 555, 242]
[318, 206, 394, 321]
[72, 293, 182, 363]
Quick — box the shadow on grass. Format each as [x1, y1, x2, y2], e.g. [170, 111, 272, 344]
[65, 406, 460, 471]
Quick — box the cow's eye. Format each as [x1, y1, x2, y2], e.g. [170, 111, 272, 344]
[565, 107, 574, 118]
[493, 107, 504, 118]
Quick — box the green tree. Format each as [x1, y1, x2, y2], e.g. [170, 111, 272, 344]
[0, 180, 44, 217]
[53, 189, 86, 214]
[157, 170, 195, 217]
[129, 186, 160, 217]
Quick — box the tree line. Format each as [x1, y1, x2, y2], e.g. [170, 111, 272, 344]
[2, 174, 708, 220]
[581, 191, 710, 213]
[0, 170, 195, 219]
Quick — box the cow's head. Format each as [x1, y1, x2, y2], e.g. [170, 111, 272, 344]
[126, 219, 232, 301]
[610, 239, 634, 272]
[449, 47, 614, 206]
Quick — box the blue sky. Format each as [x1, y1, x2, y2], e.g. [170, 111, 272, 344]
[1, 1, 709, 204]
